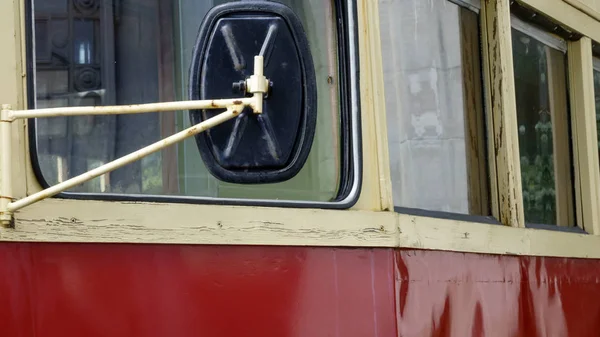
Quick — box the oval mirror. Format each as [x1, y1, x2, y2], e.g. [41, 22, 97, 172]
[189, 1, 317, 184]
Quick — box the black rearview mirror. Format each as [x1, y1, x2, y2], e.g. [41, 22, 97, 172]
[188, 1, 317, 184]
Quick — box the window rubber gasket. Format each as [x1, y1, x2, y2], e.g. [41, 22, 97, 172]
[25, 0, 362, 210]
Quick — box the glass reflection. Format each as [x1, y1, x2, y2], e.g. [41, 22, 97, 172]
[31, 0, 342, 201]
[379, 0, 487, 215]
[511, 26, 572, 225]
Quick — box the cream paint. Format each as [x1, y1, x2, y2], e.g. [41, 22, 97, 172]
[1, 198, 600, 259]
[482, 0, 525, 228]
[2, 0, 600, 259]
[563, 0, 600, 21]
[568, 37, 600, 234]
[522, 0, 600, 43]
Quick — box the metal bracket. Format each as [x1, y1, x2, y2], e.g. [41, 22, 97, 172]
[0, 56, 269, 228]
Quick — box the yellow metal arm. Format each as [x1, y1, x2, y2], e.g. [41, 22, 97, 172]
[0, 56, 269, 227]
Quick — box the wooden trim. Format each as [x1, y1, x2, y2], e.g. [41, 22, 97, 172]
[360, 0, 392, 211]
[354, 0, 386, 211]
[3, 198, 600, 259]
[0, 0, 27, 201]
[480, 3, 500, 220]
[460, 8, 490, 216]
[3, 199, 400, 247]
[482, 0, 525, 227]
[562, 0, 600, 22]
[520, 0, 600, 43]
[397, 213, 600, 258]
[567, 37, 600, 234]
[546, 47, 575, 227]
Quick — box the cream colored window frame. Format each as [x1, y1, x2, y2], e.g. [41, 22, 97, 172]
[5, 0, 600, 260]
[510, 14, 576, 228]
[480, 0, 600, 233]
[568, 38, 600, 234]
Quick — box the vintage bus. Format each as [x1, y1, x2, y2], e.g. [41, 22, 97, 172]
[2, 0, 600, 335]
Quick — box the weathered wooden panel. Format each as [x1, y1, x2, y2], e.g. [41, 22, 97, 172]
[564, 0, 600, 20]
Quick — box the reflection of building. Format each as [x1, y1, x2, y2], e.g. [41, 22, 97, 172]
[33, 0, 340, 201]
[379, 0, 472, 214]
[34, 0, 168, 194]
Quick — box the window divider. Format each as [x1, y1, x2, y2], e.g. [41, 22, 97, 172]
[567, 37, 600, 234]
[480, 2, 500, 221]
[460, 7, 490, 216]
[356, 0, 392, 211]
[481, 0, 525, 227]
[546, 47, 575, 227]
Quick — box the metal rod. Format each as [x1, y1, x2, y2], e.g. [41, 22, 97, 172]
[253, 56, 264, 113]
[7, 106, 242, 213]
[7, 97, 254, 121]
[0, 105, 12, 227]
[0, 54, 269, 224]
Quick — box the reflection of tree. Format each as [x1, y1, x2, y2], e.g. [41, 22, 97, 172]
[512, 29, 556, 225]
[142, 153, 163, 194]
[519, 111, 555, 224]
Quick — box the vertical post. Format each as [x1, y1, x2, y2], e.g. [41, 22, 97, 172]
[253, 56, 264, 113]
[567, 37, 600, 234]
[0, 104, 13, 227]
[482, 0, 525, 227]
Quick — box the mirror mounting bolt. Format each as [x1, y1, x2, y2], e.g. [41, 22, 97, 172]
[245, 56, 270, 114]
[232, 81, 246, 95]
[0, 104, 13, 228]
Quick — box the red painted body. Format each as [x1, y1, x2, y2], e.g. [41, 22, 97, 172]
[1, 243, 600, 336]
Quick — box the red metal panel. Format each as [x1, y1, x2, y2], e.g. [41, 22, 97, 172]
[0, 243, 396, 337]
[3, 243, 600, 336]
[395, 249, 600, 337]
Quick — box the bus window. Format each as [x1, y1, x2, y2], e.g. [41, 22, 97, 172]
[29, 0, 348, 203]
[511, 16, 575, 227]
[379, 0, 489, 216]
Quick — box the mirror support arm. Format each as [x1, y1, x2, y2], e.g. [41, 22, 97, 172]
[0, 56, 269, 228]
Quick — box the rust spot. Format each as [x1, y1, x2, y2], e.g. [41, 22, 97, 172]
[233, 100, 243, 105]
[210, 101, 217, 107]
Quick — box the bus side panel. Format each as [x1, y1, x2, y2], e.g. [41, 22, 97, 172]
[0, 244, 397, 337]
[3, 244, 600, 336]
[396, 249, 600, 336]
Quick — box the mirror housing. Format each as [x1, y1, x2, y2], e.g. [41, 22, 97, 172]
[189, 1, 317, 184]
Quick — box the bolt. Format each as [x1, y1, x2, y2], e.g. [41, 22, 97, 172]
[232, 81, 246, 95]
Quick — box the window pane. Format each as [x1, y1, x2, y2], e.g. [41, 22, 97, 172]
[31, 0, 342, 202]
[511, 24, 574, 226]
[379, 0, 488, 215]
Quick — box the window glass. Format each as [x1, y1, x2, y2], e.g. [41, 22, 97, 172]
[511, 19, 574, 226]
[379, 0, 489, 215]
[31, 0, 342, 202]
